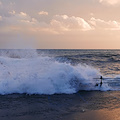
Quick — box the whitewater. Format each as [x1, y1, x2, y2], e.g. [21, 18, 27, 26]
[0, 49, 119, 95]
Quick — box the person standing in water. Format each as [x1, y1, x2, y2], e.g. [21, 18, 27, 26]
[95, 76, 103, 87]
[100, 76, 103, 87]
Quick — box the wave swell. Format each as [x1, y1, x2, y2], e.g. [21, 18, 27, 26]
[0, 50, 112, 95]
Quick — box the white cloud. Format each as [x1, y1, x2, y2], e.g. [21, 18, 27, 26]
[99, 0, 120, 5]
[38, 11, 48, 15]
[50, 15, 93, 32]
[0, 13, 94, 35]
[89, 17, 120, 30]
[6, 12, 32, 25]
[0, 11, 52, 34]
[20, 12, 27, 16]
[12, 12, 38, 26]
[4, 11, 120, 35]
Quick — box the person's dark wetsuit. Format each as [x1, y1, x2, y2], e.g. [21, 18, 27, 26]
[100, 76, 103, 87]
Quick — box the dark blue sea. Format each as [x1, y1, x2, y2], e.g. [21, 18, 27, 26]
[0, 49, 120, 120]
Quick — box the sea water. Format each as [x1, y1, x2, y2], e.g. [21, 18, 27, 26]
[0, 49, 120, 120]
[0, 49, 120, 95]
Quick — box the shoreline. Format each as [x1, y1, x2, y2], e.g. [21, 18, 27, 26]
[0, 91, 120, 120]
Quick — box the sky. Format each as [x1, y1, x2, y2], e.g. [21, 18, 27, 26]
[0, 0, 120, 49]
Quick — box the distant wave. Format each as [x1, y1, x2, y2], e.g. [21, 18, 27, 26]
[0, 49, 38, 58]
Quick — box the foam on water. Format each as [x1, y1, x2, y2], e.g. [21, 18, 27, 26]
[0, 50, 112, 95]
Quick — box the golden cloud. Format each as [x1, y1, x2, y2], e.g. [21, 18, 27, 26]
[99, 0, 120, 5]
[89, 17, 120, 30]
[38, 11, 48, 15]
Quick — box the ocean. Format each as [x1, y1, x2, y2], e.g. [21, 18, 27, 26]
[0, 49, 120, 120]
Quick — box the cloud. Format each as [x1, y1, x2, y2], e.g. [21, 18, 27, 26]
[0, 11, 54, 35]
[1, 9, 120, 36]
[50, 15, 93, 32]
[99, 0, 120, 5]
[38, 11, 48, 15]
[0, 12, 93, 35]
[3, 10, 120, 36]
[7, 12, 38, 25]
[89, 17, 120, 30]
[20, 12, 27, 16]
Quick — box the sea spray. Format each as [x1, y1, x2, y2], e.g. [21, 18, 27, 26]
[0, 49, 38, 58]
[0, 49, 111, 95]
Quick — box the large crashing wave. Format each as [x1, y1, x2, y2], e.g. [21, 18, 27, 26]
[0, 49, 110, 95]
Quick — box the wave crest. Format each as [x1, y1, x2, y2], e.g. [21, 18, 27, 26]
[0, 54, 104, 95]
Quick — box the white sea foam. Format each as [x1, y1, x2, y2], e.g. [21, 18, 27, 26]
[0, 50, 111, 95]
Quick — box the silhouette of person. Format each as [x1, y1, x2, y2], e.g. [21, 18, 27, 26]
[100, 76, 103, 87]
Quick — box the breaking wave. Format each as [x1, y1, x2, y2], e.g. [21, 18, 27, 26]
[0, 49, 112, 95]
